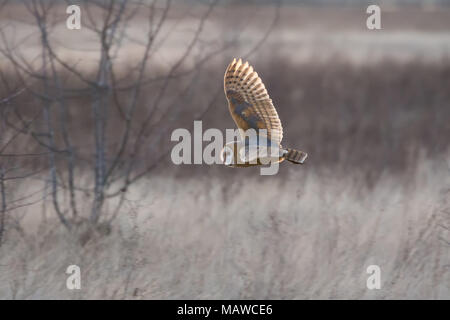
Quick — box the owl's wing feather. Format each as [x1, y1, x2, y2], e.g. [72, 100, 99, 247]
[224, 58, 283, 145]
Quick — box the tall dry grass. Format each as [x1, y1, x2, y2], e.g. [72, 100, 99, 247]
[0, 154, 448, 299]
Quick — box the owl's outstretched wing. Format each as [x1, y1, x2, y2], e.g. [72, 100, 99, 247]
[224, 58, 283, 145]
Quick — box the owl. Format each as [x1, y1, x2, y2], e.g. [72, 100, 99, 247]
[220, 58, 308, 167]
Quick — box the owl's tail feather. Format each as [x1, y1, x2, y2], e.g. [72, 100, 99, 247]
[284, 148, 307, 164]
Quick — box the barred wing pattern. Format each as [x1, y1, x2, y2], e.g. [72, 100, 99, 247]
[224, 58, 283, 145]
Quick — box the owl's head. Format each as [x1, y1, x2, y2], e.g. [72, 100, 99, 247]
[220, 142, 239, 166]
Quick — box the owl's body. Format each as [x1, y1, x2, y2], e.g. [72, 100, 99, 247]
[221, 141, 284, 167]
[221, 58, 307, 167]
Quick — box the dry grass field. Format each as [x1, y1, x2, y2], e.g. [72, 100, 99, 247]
[0, 2, 449, 299]
[1, 159, 449, 299]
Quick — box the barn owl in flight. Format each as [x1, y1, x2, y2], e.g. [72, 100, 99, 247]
[220, 58, 308, 167]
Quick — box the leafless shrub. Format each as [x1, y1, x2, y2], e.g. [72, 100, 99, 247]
[0, 0, 230, 235]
